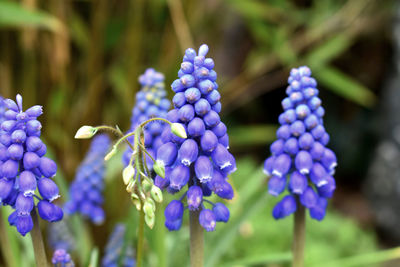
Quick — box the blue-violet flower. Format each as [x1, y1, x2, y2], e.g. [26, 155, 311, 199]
[64, 134, 110, 224]
[122, 68, 171, 169]
[0, 94, 63, 236]
[101, 224, 136, 267]
[52, 249, 75, 267]
[264, 66, 337, 221]
[157, 44, 235, 232]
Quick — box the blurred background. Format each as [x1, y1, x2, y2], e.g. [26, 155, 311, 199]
[0, 0, 399, 266]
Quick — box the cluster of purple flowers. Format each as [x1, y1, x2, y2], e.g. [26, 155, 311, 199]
[123, 68, 171, 169]
[48, 220, 75, 252]
[64, 134, 110, 224]
[52, 249, 75, 267]
[264, 66, 337, 220]
[102, 224, 136, 267]
[0, 95, 63, 236]
[0, 96, 5, 125]
[156, 44, 235, 232]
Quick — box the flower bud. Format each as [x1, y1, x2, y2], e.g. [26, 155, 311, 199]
[122, 165, 135, 185]
[39, 157, 57, 178]
[145, 213, 155, 229]
[104, 146, 117, 161]
[289, 171, 307, 194]
[188, 117, 206, 137]
[75, 126, 98, 139]
[295, 150, 313, 174]
[263, 156, 275, 176]
[151, 186, 163, 203]
[271, 153, 291, 177]
[38, 178, 60, 202]
[153, 160, 166, 178]
[300, 186, 318, 208]
[37, 200, 63, 222]
[194, 99, 211, 116]
[170, 123, 187, 139]
[23, 152, 40, 170]
[201, 130, 218, 152]
[143, 199, 155, 218]
[203, 110, 220, 128]
[15, 215, 33, 236]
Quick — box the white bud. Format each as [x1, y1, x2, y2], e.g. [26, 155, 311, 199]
[122, 165, 135, 185]
[145, 214, 155, 229]
[153, 160, 165, 178]
[151, 186, 163, 203]
[171, 123, 187, 139]
[75, 126, 97, 139]
[104, 146, 117, 161]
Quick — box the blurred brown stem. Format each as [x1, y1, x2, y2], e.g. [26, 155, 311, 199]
[167, 0, 194, 53]
[293, 203, 305, 267]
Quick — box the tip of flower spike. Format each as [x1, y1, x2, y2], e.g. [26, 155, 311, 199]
[75, 126, 98, 139]
[171, 123, 187, 139]
[198, 44, 209, 57]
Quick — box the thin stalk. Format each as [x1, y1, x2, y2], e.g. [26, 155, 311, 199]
[293, 203, 305, 267]
[136, 210, 145, 267]
[30, 208, 49, 267]
[134, 127, 146, 267]
[189, 210, 204, 267]
[155, 203, 166, 267]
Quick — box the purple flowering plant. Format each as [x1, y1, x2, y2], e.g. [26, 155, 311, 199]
[0, 95, 63, 236]
[156, 44, 236, 233]
[264, 66, 337, 220]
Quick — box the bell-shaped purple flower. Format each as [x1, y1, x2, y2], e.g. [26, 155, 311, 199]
[188, 117, 206, 137]
[37, 200, 63, 222]
[178, 139, 198, 166]
[272, 153, 291, 177]
[187, 186, 203, 211]
[272, 195, 297, 219]
[156, 142, 178, 167]
[295, 150, 313, 174]
[15, 215, 33, 236]
[15, 194, 34, 215]
[268, 176, 286, 196]
[200, 130, 218, 153]
[0, 178, 14, 201]
[19, 171, 37, 196]
[169, 165, 190, 190]
[39, 157, 57, 178]
[289, 171, 307, 194]
[38, 178, 60, 202]
[212, 203, 230, 222]
[199, 209, 216, 232]
[194, 156, 213, 183]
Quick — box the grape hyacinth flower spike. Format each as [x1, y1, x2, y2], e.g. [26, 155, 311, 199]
[0, 94, 63, 267]
[52, 249, 75, 267]
[101, 224, 136, 267]
[263, 66, 337, 267]
[155, 44, 236, 266]
[65, 134, 110, 224]
[123, 68, 171, 170]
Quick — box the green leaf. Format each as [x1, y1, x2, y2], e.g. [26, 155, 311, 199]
[313, 66, 376, 107]
[305, 33, 354, 68]
[229, 124, 277, 147]
[0, 0, 63, 32]
[87, 247, 99, 267]
[219, 252, 291, 267]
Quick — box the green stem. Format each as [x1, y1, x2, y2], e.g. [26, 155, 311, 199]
[136, 210, 145, 267]
[134, 126, 146, 267]
[293, 203, 305, 267]
[30, 208, 49, 267]
[0, 210, 18, 267]
[189, 210, 204, 267]
[155, 203, 167, 267]
[95, 125, 125, 137]
[139, 117, 172, 128]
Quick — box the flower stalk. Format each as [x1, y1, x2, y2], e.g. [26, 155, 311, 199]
[31, 208, 49, 267]
[293, 203, 305, 267]
[189, 210, 204, 267]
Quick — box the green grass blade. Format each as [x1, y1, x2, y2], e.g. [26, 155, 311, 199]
[229, 124, 277, 147]
[0, 0, 63, 32]
[219, 252, 291, 267]
[313, 66, 376, 107]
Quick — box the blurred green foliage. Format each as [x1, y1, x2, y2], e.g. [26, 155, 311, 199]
[0, 0, 396, 266]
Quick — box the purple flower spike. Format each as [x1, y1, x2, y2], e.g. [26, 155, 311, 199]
[65, 134, 110, 225]
[264, 66, 337, 221]
[0, 95, 63, 235]
[157, 45, 236, 231]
